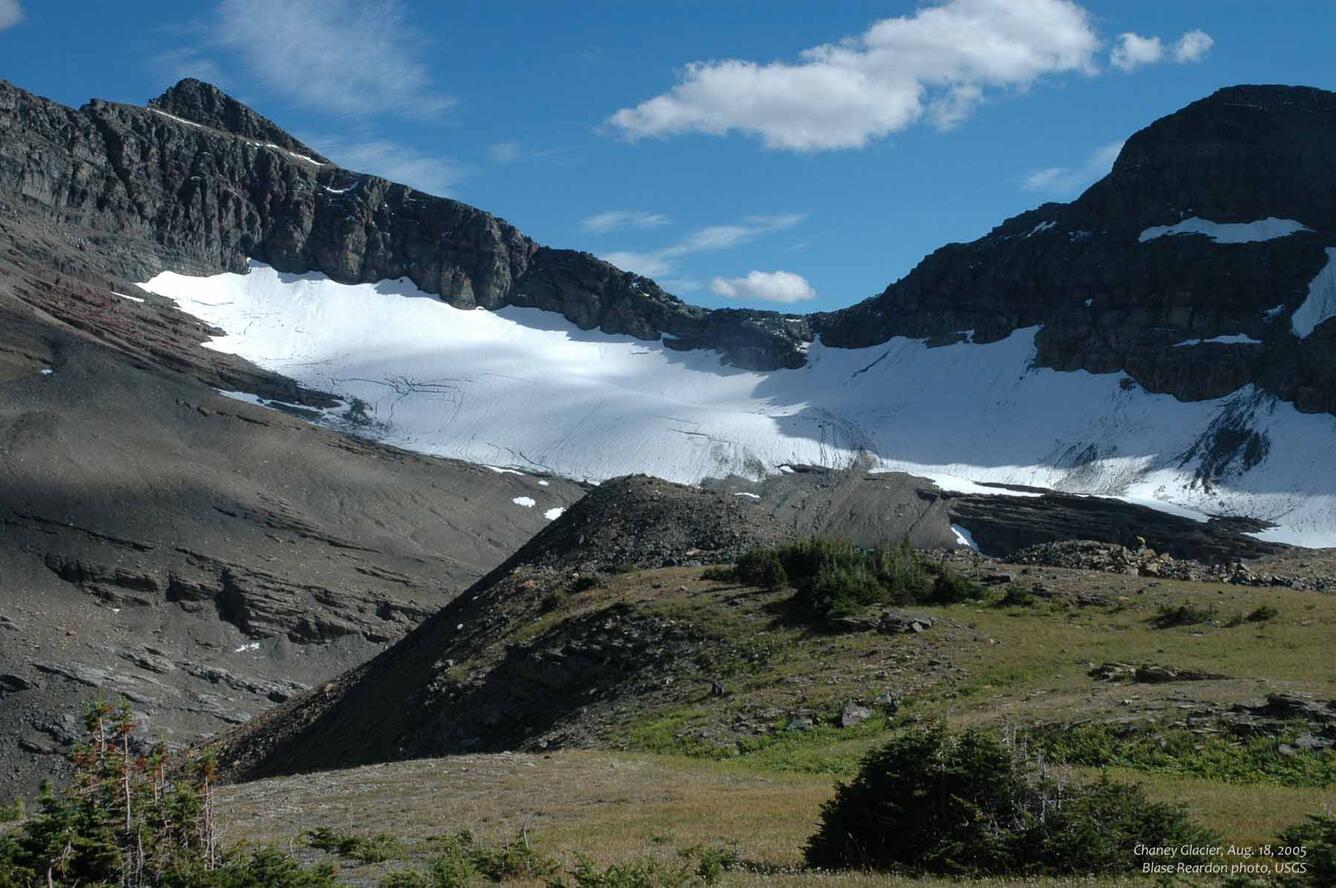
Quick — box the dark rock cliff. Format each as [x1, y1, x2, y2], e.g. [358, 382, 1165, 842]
[0, 78, 811, 370]
[816, 85, 1336, 413]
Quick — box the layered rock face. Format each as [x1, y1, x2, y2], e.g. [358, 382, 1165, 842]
[817, 85, 1336, 413]
[0, 78, 810, 370]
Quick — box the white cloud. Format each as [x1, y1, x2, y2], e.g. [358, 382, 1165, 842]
[0, 0, 22, 30]
[582, 210, 672, 234]
[1109, 32, 1164, 72]
[305, 134, 466, 196]
[1111, 28, 1213, 72]
[711, 270, 817, 304]
[607, 0, 1100, 152]
[1022, 140, 1123, 195]
[602, 215, 802, 278]
[488, 142, 522, 164]
[212, 0, 452, 117]
[1173, 29, 1214, 64]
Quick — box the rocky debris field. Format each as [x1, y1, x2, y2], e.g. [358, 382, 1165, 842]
[1011, 539, 1334, 590]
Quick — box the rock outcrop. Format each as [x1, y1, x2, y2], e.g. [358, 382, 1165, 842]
[816, 86, 1336, 413]
[207, 476, 788, 779]
[0, 78, 809, 371]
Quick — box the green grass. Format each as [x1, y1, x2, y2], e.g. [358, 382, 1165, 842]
[264, 557, 1336, 882]
[1038, 723, 1336, 787]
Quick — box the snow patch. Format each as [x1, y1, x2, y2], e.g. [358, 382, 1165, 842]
[951, 524, 980, 551]
[111, 290, 145, 304]
[1025, 221, 1056, 237]
[149, 108, 203, 129]
[1291, 247, 1336, 339]
[233, 642, 260, 653]
[1139, 216, 1310, 244]
[1172, 334, 1263, 348]
[40, 368, 53, 376]
[733, 492, 761, 499]
[544, 507, 565, 520]
[141, 262, 1336, 546]
[512, 496, 536, 508]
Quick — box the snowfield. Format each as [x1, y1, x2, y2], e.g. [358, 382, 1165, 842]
[143, 263, 1336, 547]
[1138, 216, 1310, 244]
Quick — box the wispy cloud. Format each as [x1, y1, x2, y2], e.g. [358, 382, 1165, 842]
[488, 142, 523, 164]
[0, 0, 23, 30]
[305, 133, 467, 196]
[212, 0, 452, 117]
[582, 210, 672, 234]
[711, 270, 817, 304]
[1110, 29, 1213, 72]
[152, 46, 229, 88]
[603, 214, 803, 279]
[1022, 140, 1123, 196]
[608, 0, 1101, 152]
[487, 141, 567, 165]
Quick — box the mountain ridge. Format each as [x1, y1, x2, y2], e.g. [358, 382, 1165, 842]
[4, 78, 1334, 407]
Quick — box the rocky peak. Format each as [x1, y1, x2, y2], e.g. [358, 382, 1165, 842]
[147, 78, 330, 163]
[1081, 83, 1336, 232]
[815, 83, 1336, 414]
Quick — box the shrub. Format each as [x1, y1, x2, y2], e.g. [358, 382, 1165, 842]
[996, 585, 1035, 607]
[1150, 603, 1215, 628]
[1037, 723, 1336, 787]
[0, 697, 336, 888]
[418, 830, 555, 886]
[1246, 604, 1279, 623]
[379, 872, 432, 888]
[804, 723, 1213, 876]
[679, 843, 743, 884]
[305, 827, 401, 864]
[868, 541, 934, 603]
[728, 538, 988, 619]
[799, 560, 884, 617]
[204, 846, 337, 887]
[734, 547, 787, 591]
[561, 853, 693, 887]
[698, 565, 737, 582]
[470, 832, 556, 881]
[925, 563, 985, 604]
[1277, 811, 1336, 886]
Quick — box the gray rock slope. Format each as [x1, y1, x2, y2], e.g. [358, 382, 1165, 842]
[0, 215, 583, 798]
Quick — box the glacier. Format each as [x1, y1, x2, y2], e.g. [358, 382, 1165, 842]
[141, 262, 1336, 547]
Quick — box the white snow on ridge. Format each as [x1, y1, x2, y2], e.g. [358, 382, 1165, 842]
[1172, 334, 1263, 348]
[1292, 247, 1336, 339]
[1138, 216, 1310, 244]
[141, 263, 1336, 547]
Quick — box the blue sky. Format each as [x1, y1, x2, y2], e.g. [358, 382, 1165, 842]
[2, 1, 1332, 312]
